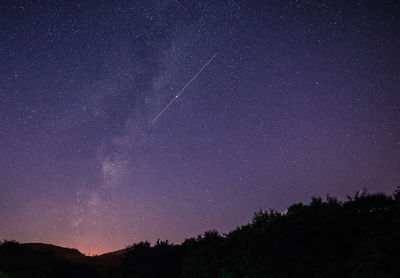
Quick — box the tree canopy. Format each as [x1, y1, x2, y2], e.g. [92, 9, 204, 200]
[1, 188, 400, 277]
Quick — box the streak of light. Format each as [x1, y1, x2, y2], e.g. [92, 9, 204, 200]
[151, 53, 217, 124]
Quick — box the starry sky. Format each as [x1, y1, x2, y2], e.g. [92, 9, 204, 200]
[1, 0, 399, 255]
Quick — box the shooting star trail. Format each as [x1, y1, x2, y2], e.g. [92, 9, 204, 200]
[151, 53, 217, 124]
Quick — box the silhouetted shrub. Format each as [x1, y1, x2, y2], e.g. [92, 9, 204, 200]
[2, 188, 400, 278]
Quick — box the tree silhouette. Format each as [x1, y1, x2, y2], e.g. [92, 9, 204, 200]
[2, 187, 400, 278]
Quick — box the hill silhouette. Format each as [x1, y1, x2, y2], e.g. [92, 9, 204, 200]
[1, 188, 400, 277]
[23, 243, 87, 261]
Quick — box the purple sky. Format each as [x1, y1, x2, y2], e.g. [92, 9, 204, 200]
[1, 0, 399, 255]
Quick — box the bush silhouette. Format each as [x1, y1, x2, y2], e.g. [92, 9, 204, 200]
[2, 187, 400, 278]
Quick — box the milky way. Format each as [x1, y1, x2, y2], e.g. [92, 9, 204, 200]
[0, 0, 399, 254]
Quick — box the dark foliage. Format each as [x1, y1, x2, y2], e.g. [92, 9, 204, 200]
[118, 188, 400, 278]
[1, 188, 400, 278]
[118, 240, 183, 277]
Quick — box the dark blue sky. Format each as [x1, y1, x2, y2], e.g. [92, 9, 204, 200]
[1, 0, 399, 254]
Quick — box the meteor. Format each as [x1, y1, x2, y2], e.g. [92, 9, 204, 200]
[151, 53, 217, 124]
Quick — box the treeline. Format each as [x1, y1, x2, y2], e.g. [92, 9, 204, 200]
[1, 188, 400, 277]
[116, 188, 400, 277]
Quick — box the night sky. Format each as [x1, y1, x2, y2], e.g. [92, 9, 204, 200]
[1, 0, 399, 255]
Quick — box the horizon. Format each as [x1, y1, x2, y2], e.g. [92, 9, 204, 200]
[3, 190, 400, 277]
[1, 1, 399, 256]
[8, 187, 397, 255]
